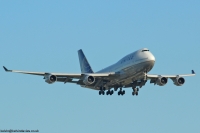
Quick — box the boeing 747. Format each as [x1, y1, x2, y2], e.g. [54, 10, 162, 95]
[3, 48, 195, 96]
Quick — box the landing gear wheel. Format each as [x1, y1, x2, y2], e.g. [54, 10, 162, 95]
[106, 91, 110, 95]
[102, 91, 105, 95]
[99, 91, 101, 95]
[136, 92, 138, 96]
[118, 91, 120, 95]
[122, 90, 125, 95]
[137, 88, 139, 92]
[110, 90, 114, 95]
[132, 92, 135, 96]
[118, 89, 125, 96]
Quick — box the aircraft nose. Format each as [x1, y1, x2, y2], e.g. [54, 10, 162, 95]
[148, 52, 156, 62]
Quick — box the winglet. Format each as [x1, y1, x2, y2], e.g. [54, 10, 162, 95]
[192, 70, 195, 74]
[3, 66, 11, 72]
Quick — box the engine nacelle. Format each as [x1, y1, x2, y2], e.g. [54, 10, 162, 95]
[156, 77, 168, 86]
[83, 75, 95, 85]
[173, 77, 185, 86]
[45, 74, 57, 84]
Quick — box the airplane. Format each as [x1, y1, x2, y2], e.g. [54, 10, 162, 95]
[3, 48, 195, 96]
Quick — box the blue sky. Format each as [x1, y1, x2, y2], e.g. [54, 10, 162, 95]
[0, 0, 200, 133]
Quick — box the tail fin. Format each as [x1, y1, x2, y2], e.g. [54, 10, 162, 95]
[78, 49, 94, 73]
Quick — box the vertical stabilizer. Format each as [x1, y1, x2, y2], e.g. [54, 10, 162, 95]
[78, 49, 94, 73]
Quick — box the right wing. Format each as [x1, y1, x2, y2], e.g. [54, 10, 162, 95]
[3, 66, 117, 84]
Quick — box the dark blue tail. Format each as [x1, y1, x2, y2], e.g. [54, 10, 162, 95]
[78, 49, 94, 73]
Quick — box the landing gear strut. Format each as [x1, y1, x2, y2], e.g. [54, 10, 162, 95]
[132, 87, 139, 96]
[99, 87, 105, 95]
[114, 87, 118, 91]
[118, 88, 125, 96]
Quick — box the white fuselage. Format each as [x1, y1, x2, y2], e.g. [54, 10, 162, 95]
[84, 48, 156, 90]
[98, 48, 155, 73]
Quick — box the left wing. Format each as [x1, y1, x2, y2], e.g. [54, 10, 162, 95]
[147, 70, 195, 86]
[147, 70, 195, 78]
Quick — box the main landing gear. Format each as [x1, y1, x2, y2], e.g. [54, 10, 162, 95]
[99, 90, 114, 95]
[99, 87, 114, 95]
[106, 90, 114, 95]
[99, 90, 105, 95]
[99, 87, 105, 95]
[98, 87, 126, 96]
[132, 87, 139, 96]
[118, 88, 125, 96]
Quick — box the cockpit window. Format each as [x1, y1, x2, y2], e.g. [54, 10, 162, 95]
[142, 50, 149, 52]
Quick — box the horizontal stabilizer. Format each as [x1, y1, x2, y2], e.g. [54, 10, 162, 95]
[3, 66, 11, 72]
[192, 70, 195, 74]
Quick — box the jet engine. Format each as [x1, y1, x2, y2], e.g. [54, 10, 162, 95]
[173, 77, 185, 86]
[156, 77, 168, 86]
[45, 74, 57, 84]
[83, 75, 95, 85]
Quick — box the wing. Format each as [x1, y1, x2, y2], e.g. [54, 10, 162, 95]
[3, 66, 116, 84]
[147, 70, 195, 78]
[147, 70, 195, 85]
